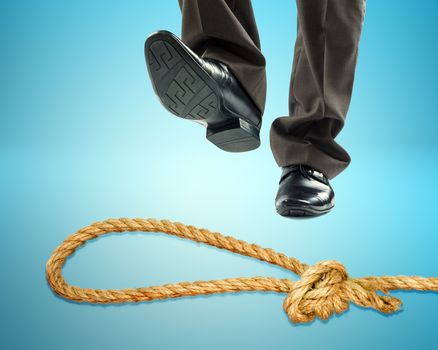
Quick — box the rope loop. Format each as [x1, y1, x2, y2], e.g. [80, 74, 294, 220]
[46, 218, 438, 325]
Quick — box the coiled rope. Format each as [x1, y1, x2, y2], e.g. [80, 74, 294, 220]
[46, 218, 438, 324]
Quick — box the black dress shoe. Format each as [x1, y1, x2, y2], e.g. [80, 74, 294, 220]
[275, 165, 335, 218]
[145, 30, 262, 152]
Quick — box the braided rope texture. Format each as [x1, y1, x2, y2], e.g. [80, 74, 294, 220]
[46, 218, 438, 324]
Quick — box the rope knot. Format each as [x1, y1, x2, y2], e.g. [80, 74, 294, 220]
[284, 260, 350, 323]
[283, 260, 403, 324]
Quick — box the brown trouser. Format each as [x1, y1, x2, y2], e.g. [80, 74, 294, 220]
[177, 0, 365, 179]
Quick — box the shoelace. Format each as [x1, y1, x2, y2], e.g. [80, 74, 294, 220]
[282, 165, 317, 183]
[298, 164, 314, 180]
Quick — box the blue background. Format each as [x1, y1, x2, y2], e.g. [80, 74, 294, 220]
[1, 0, 438, 349]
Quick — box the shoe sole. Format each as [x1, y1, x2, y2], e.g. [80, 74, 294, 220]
[144, 31, 260, 153]
[276, 204, 334, 218]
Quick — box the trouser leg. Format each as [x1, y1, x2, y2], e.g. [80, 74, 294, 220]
[177, 0, 266, 113]
[270, 0, 366, 179]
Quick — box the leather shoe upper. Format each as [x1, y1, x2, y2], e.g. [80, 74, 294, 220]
[195, 56, 262, 128]
[275, 165, 335, 217]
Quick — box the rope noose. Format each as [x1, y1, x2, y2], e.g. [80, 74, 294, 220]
[46, 218, 438, 324]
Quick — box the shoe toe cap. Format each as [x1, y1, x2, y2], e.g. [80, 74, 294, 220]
[275, 190, 334, 217]
[276, 191, 324, 208]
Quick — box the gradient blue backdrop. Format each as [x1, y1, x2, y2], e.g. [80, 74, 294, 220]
[1, 1, 437, 349]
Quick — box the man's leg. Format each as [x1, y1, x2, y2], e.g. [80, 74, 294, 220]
[272, 0, 366, 217]
[270, 0, 366, 179]
[178, 0, 266, 113]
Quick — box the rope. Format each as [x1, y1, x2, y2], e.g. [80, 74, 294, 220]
[46, 218, 438, 324]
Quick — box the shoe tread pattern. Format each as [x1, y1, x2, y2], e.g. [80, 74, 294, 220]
[147, 39, 218, 121]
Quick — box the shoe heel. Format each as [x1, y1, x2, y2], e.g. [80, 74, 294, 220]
[206, 118, 260, 152]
